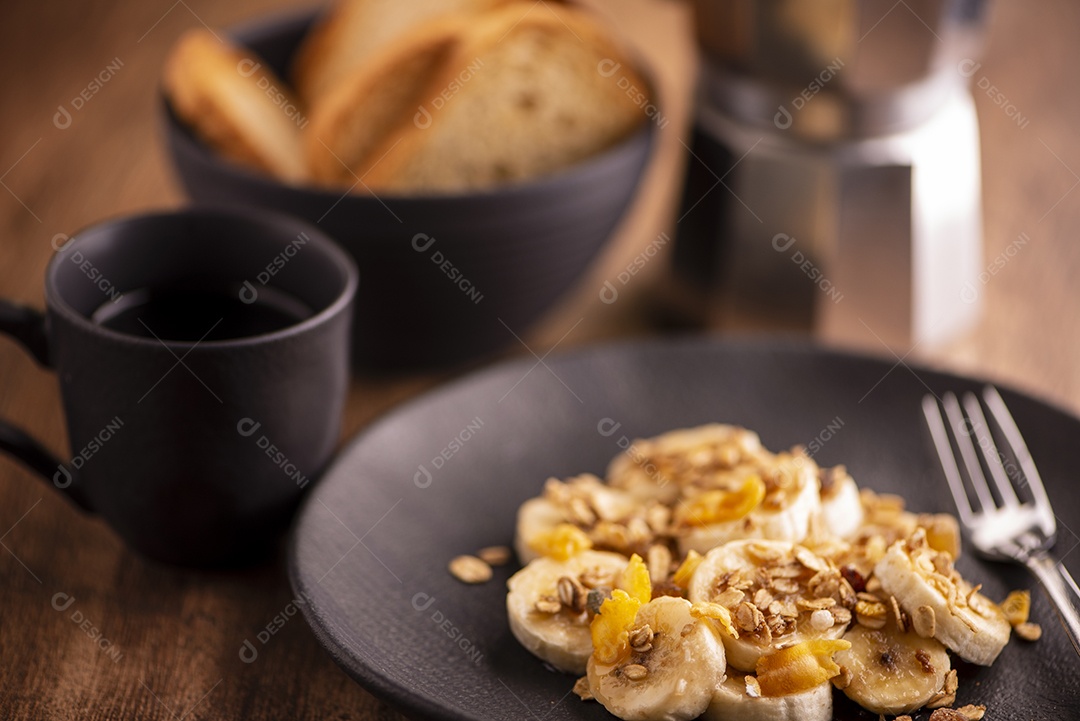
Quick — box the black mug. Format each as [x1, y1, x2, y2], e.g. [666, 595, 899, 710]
[0, 208, 357, 566]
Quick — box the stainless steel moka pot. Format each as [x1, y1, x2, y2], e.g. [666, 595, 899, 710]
[673, 0, 989, 349]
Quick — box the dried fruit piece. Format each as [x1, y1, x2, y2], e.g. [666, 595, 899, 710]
[590, 589, 641, 664]
[619, 553, 653, 604]
[921, 514, 961, 558]
[650, 580, 685, 598]
[755, 638, 851, 697]
[1015, 621, 1042, 641]
[690, 601, 739, 638]
[529, 523, 593, 561]
[672, 549, 703, 589]
[841, 566, 867, 594]
[675, 475, 766, 527]
[1000, 589, 1030, 626]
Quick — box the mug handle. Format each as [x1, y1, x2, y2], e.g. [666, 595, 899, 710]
[0, 299, 91, 510]
[0, 300, 49, 365]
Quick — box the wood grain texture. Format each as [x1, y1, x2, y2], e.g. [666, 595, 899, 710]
[0, 0, 1077, 719]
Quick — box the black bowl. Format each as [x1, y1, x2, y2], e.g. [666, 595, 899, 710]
[162, 11, 656, 371]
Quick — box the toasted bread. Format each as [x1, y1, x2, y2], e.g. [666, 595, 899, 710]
[363, 3, 648, 192]
[304, 19, 468, 186]
[307, 2, 648, 193]
[164, 29, 308, 182]
[291, 0, 515, 106]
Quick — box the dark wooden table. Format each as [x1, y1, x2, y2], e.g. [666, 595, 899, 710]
[0, 0, 1078, 718]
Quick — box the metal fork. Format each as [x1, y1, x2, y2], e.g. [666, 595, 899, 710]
[922, 386, 1080, 658]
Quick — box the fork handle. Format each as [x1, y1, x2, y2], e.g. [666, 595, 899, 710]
[1025, 551, 1080, 659]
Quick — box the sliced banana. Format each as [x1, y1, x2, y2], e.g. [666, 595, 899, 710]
[688, 540, 850, 672]
[506, 550, 628, 674]
[832, 623, 951, 715]
[601, 425, 821, 553]
[606, 424, 765, 504]
[676, 453, 822, 555]
[703, 668, 832, 721]
[816, 466, 864, 540]
[875, 532, 1010, 665]
[587, 596, 727, 721]
[506, 423, 1016, 720]
[514, 474, 642, 564]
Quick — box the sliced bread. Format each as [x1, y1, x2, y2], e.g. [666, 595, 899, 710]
[291, 0, 516, 106]
[361, 2, 649, 192]
[303, 18, 468, 186]
[164, 29, 308, 182]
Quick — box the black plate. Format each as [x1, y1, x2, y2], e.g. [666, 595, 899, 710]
[289, 338, 1080, 720]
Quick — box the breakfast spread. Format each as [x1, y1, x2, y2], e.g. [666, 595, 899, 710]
[163, 0, 649, 193]
[493, 424, 1038, 721]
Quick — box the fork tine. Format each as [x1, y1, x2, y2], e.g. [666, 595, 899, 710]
[942, 392, 998, 513]
[961, 392, 1021, 508]
[982, 386, 1056, 535]
[922, 394, 976, 526]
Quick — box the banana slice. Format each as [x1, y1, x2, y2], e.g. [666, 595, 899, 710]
[676, 453, 822, 555]
[704, 668, 832, 721]
[875, 531, 1010, 665]
[515, 474, 643, 564]
[816, 466, 864, 540]
[587, 596, 727, 721]
[832, 623, 951, 715]
[688, 540, 851, 672]
[506, 550, 629, 673]
[601, 425, 821, 553]
[606, 424, 766, 504]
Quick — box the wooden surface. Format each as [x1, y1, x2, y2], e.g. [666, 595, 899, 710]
[0, 0, 1078, 719]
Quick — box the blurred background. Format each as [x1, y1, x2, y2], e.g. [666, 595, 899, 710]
[2, 0, 1078, 399]
[1, 0, 1078, 717]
